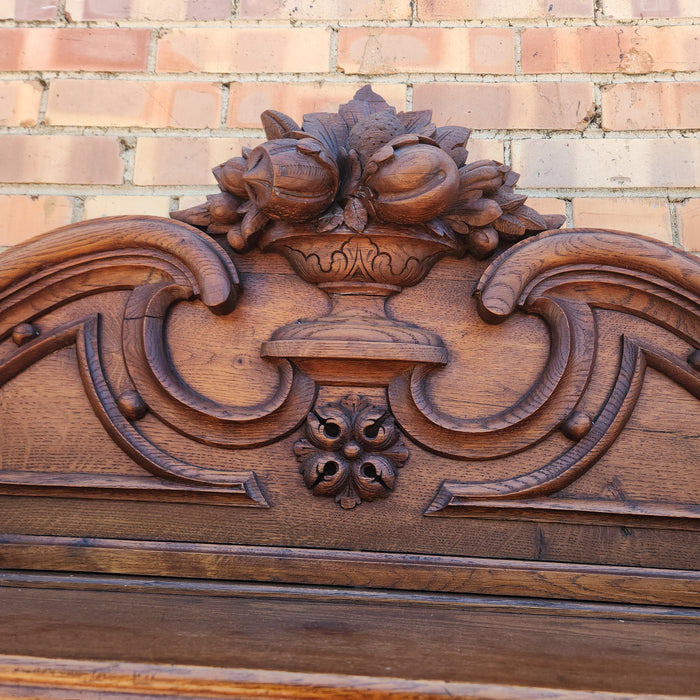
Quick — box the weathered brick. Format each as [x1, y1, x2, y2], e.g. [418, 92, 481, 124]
[0, 81, 43, 127]
[157, 28, 331, 74]
[14, 0, 59, 19]
[526, 197, 568, 217]
[0, 29, 150, 72]
[83, 195, 172, 220]
[0, 135, 124, 185]
[521, 26, 700, 74]
[240, 0, 411, 20]
[601, 82, 700, 131]
[678, 199, 700, 252]
[133, 137, 262, 186]
[512, 138, 700, 189]
[46, 80, 221, 129]
[572, 197, 672, 242]
[0, 196, 74, 246]
[464, 139, 505, 163]
[413, 82, 594, 130]
[64, 0, 231, 20]
[417, 0, 593, 20]
[337, 28, 515, 75]
[601, 0, 699, 18]
[227, 82, 406, 129]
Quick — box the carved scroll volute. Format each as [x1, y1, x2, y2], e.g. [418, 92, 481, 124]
[405, 229, 700, 514]
[0, 216, 317, 507]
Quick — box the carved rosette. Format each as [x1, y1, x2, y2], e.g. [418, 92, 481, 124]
[294, 395, 409, 509]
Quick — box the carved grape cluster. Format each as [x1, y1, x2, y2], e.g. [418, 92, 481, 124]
[294, 394, 409, 509]
[172, 85, 565, 259]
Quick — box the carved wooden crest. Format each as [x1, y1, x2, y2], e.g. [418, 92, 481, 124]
[0, 86, 698, 532]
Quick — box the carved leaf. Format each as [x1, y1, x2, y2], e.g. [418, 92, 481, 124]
[260, 109, 300, 140]
[450, 198, 502, 227]
[397, 110, 434, 134]
[513, 205, 548, 232]
[338, 148, 363, 199]
[301, 112, 348, 158]
[441, 214, 471, 236]
[434, 126, 471, 167]
[170, 202, 211, 227]
[543, 214, 567, 230]
[240, 202, 270, 238]
[493, 189, 528, 212]
[424, 218, 455, 239]
[344, 198, 369, 232]
[317, 204, 345, 232]
[494, 213, 527, 240]
[338, 85, 393, 129]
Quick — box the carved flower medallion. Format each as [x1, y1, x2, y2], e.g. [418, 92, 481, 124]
[294, 395, 409, 509]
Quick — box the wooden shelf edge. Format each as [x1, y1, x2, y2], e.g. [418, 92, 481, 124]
[0, 655, 693, 700]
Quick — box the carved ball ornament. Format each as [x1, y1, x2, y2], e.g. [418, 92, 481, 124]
[172, 85, 565, 260]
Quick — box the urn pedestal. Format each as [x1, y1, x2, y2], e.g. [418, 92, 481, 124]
[259, 221, 464, 384]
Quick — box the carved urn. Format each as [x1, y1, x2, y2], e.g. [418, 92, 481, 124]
[173, 86, 563, 383]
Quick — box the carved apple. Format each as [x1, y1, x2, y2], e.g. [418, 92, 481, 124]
[361, 134, 459, 224]
[242, 138, 339, 221]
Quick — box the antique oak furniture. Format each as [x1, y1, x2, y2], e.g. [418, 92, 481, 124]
[0, 87, 698, 698]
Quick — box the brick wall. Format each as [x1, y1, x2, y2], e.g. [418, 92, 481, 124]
[0, 0, 698, 252]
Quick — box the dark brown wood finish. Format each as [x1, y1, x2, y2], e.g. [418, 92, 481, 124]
[0, 87, 698, 697]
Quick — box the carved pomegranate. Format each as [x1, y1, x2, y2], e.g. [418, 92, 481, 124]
[362, 135, 459, 224]
[243, 138, 339, 221]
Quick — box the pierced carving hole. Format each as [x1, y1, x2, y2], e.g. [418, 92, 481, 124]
[323, 422, 341, 439]
[361, 462, 377, 479]
[323, 460, 339, 476]
[364, 423, 380, 439]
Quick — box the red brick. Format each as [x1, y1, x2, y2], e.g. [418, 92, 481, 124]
[512, 138, 700, 189]
[64, 0, 231, 20]
[417, 0, 592, 19]
[64, 0, 131, 20]
[0, 196, 74, 246]
[572, 197, 672, 242]
[678, 199, 700, 252]
[601, 82, 700, 131]
[14, 0, 59, 19]
[601, 0, 699, 18]
[413, 82, 594, 130]
[526, 197, 568, 218]
[338, 28, 515, 74]
[240, 0, 411, 20]
[0, 29, 150, 72]
[46, 79, 221, 129]
[157, 28, 331, 74]
[464, 139, 505, 163]
[0, 81, 43, 127]
[133, 137, 262, 186]
[0, 135, 124, 185]
[227, 82, 406, 129]
[521, 26, 700, 74]
[83, 195, 172, 220]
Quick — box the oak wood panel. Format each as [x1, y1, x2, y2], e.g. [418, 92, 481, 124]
[2, 540, 699, 607]
[0, 580, 698, 696]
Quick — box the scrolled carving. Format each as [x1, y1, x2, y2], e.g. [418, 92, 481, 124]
[294, 395, 408, 509]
